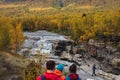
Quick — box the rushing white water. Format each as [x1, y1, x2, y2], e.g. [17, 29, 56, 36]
[21, 30, 69, 55]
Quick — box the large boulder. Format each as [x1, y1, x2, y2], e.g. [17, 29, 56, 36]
[112, 59, 120, 69]
[60, 51, 72, 60]
[113, 75, 120, 80]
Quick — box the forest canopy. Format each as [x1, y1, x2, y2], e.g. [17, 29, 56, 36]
[0, 0, 120, 51]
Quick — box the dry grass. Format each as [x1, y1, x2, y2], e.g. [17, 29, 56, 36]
[78, 5, 95, 9]
[0, 52, 29, 68]
[0, 4, 26, 8]
[29, 7, 55, 12]
[63, 4, 95, 10]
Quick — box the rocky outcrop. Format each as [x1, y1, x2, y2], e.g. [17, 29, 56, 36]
[82, 40, 120, 75]
[98, 70, 120, 80]
[112, 58, 120, 69]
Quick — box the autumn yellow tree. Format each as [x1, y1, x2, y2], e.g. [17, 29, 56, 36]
[0, 18, 12, 51]
[9, 23, 24, 54]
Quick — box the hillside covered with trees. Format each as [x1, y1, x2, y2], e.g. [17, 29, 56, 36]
[0, 7, 120, 52]
[0, 0, 120, 51]
[0, 0, 120, 52]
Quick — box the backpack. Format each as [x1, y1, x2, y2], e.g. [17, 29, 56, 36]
[40, 75, 61, 80]
[41, 75, 45, 80]
[68, 73, 79, 80]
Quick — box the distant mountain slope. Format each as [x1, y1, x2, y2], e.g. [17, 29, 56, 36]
[0, 0, 120, 6]
[1, 0, 26, 2]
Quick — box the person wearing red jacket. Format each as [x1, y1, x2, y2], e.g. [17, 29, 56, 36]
[36, 60, 62, 80]
[66, 64, 81, 80]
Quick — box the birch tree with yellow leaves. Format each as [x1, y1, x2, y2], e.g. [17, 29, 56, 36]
[9, 23, 24, 54]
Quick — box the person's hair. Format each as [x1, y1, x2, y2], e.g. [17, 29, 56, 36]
[46, 60, 55, 70]
[69, 64, 77, 73]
